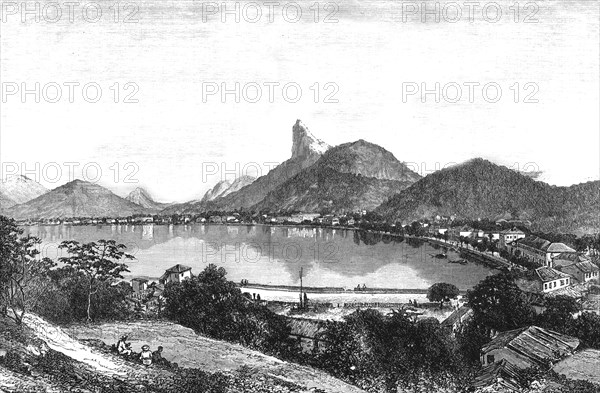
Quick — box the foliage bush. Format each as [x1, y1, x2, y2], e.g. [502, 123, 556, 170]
[163, 264, 298, 358]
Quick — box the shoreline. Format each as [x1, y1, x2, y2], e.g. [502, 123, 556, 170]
[238, 283, 464, 295]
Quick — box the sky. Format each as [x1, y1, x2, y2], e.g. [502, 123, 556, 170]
[1, 0, 598, 203]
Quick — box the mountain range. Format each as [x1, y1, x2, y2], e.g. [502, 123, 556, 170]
[0, 175, 47, 208]
[5, 180, 148, 219]
[126, 187, 171, 211]
[2, 120, 598, 233]
[254, 140, 420, 212]
[200, 175, 256, 203]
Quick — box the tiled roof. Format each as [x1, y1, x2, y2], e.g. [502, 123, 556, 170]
[441, 306, 473, 327]
[500, 227, 525, 235]
[544, 286, 586, 299]
[561, 261, 599, 275]
[165, 264, 192, 273]
[472, 360, 523, 391]
[482, 326, 580, 369]
[515, 236, 551, 251]
[535, 266, 571, 282]
[553, 253, 590, 266]
[547, 243, 576, 253]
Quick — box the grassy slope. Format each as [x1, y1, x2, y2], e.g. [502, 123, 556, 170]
[66, 320, 364, 393]
[0, 313, 363, 393]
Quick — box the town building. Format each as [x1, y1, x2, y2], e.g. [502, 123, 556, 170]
[159, 264, 192, 285]
[515, 266, 573, 294]
[507, 236, 576, 267]
[557, 260, 600, 284]
[498, 228, 526, 249]
[131, 278, 149, 295]
[480, 325, 579, 369]
[448, 225, 474, 241]
[441, 306, 473, 337]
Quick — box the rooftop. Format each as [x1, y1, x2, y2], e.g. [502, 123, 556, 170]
[472, 360, 523, 391]
[481, 326, 580, 369]
[500, 227, 526, 235]
[560, 261, 599, 275]
[515, 236, 551, 251]
[553, 253, 591, 266]
[535, 266, 571, 282]
[165, 264, 192, 273]
[441, 306, 473, 328]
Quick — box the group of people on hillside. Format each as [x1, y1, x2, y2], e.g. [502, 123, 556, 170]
[115, 335, 168, 367]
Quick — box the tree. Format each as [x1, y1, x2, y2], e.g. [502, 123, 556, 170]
[568, 312, 600, 349]
[58, 240, 133, 322]
[427, 283, 460, 307]
[0, 216, 55, 324]
[537, 295, 580, 334]
[467, 273, 535, 332]
[456, 319, 491, 365]
[163, 264, 296, 357]
[316, 308, 460, 393]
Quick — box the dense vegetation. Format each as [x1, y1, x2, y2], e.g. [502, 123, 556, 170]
[162, 264, 298, 358]
[376, 158, 600, 233]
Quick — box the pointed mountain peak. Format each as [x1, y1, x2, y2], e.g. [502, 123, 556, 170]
[291, 119, 331, 159]
[126, 187, 168, 210]
[128, 187, 152, 200]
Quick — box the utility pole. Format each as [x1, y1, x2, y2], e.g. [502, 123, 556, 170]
[299, 267, 303, 309]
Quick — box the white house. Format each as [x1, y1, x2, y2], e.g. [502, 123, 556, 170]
[515, 266, 573, 294]
[498, 228, 526, 249]
[160, 264, 192, 285]
[508, 236, 576, 267]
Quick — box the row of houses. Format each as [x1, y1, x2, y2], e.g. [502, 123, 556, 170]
[427, 225, 527, 244]
[430, 226, 598, 294]
[439, 305, 599, 391]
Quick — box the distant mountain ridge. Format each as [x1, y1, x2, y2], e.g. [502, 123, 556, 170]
[200, 175, 256, 203]
[126, 187, 170, 211]
[375, 158, 600, 234]
[6, 180, 149, 219]
[254, 139, 421, 212]
[0, 175, 47, 208]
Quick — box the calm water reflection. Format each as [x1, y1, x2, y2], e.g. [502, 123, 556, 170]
[24, 224, 497, 290]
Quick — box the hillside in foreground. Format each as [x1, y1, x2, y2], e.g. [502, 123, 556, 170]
[0, 313, 363, 393]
